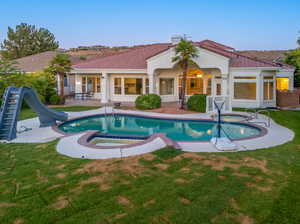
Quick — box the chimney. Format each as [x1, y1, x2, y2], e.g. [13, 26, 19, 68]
[171, 35, 183, 45]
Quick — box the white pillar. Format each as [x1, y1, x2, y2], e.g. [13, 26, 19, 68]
[148, 73, 155, 93]
[289, 75, 294, 91]
[257, 73, 263, 107]
[101, 73, 108, 103]
[56, 73, 60, 94]
[221, 74, 228, 96]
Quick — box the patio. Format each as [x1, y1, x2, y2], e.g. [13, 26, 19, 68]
[64, 98, 198, 114]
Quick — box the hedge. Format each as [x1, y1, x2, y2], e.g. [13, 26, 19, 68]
[187, 94, 207, 112]
[0, 72, 59, 106]
[135, 94, 161, 110]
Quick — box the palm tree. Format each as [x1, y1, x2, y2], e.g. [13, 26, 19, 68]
[48, 53, 72, 104]
[172, 39, 198, 109]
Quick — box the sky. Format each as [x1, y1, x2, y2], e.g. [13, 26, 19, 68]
[0, 0, 299, 50]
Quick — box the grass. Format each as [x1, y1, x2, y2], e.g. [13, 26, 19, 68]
[1, 109, 300, 223]
[18, 106, 100, 120]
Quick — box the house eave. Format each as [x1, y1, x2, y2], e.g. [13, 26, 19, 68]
[70, 68, 147, 74]
[230, 67, 280, 71]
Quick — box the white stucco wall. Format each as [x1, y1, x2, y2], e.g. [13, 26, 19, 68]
[229, 68, 277, 108]
[276, 69, 295, 91]
[109, 73, 148, 102]
[146, 47, 230, 75]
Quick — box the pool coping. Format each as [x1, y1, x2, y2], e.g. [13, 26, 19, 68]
[77, 131, 181, 150]
[52, 112, 268, 149]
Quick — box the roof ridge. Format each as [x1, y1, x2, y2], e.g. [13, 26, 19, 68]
[200, 40, 235, 50]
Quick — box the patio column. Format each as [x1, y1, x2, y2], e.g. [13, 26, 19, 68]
[101, 73, 108, 103]
[221, 74, 228, 96]
[56, 73, 61, 95]
[148, 73, 155, 93]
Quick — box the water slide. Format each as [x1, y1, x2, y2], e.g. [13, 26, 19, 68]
[0, 86, 68, 141]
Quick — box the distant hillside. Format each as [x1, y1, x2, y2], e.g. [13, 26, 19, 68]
[66, 44, 149, 58]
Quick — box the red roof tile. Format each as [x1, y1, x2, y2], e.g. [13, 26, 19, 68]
[73, 40, 291, 70]
[198, 40, 235, 51]
[73, 43, 171, 69]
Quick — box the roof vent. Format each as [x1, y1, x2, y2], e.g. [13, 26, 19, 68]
[171, 35, 183, 45]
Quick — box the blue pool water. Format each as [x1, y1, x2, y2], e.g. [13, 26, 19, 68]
[58, 114, 261, 141]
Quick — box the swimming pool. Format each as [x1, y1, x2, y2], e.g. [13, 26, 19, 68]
[58, 114, 262, 142]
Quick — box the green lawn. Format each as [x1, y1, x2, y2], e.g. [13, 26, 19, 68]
[1, 108, 300, 223]
[18, 106, 100, 121]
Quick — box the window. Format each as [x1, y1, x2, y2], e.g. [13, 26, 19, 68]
[276, 78, 289, 91]
[64, 75, 68, 87]
[82, 77, 86, 93]
[81, 76, 101, 93]
[233, 76, 257, 100]
[114, 78, 122, 94]
[206, 78, 212, 95]
[187, 78, 203, 95]
[145, 78, 149, 94]
[264, 77, 274, 100]
[216, 83, 221, 96]
[124, 78, 143, 95]
[160, 78, 174, 95]
[96, 77, 101, 92]
[87, 77, 94, 93]
[234, 83, 256, 100]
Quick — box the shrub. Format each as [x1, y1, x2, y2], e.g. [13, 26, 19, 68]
[49, 94, 60, 105]
[0, 72, 58, 106]
[135, 94, 161, 110]
[187, 94, 207, 112]
[37, 94, 46, 104]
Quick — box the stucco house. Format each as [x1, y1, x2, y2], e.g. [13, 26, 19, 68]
[60, 39, 294, 110]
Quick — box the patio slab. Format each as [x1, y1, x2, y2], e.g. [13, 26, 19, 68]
[6, 108, 294, 159]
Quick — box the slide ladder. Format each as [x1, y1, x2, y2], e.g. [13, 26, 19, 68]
[0, 86, 68, 141]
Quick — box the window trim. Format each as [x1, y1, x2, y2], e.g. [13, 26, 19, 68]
[114, 77, 122, 95]
[159, 78, 175, 96]
[263, 79, 274, 101]
[124, 78, 143, 95]
[233, 82, 257, 100]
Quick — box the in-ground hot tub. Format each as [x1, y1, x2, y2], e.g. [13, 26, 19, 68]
[58, 114, 263, 142]
[221, 114, 250, 122]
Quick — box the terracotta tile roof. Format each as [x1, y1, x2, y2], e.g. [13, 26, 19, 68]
[237, 50, 289, 63]
[197, 41, 282, 68]
[199, 39, 235, 51]
[15, 51, 59, 72]
[16, 40, 293, 72]
[74, 40, 290, 70]
[14, 50, 117, 72]
[73, 43, 171, 69]
[237, 50, 294, 69]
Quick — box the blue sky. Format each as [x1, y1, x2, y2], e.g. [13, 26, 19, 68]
[0, 0, 299, 50]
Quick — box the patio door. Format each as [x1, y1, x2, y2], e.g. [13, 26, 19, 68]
[87, 77, 94, 93]
[82, 76, 101, 93]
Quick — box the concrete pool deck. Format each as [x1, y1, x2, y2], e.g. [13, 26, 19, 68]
[4, 107, 295, 159]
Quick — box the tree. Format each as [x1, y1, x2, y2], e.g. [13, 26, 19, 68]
[285, 49, 300, 87]
[1, 23, 59, 60]
[285, 37, 300, 87]
[0, 58, 21, 75]
[47, 54, 72, 104]
[172, 39, 199, 109]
